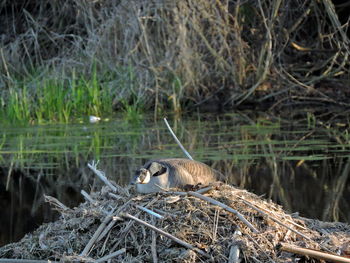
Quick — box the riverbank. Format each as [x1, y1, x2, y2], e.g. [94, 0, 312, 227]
[1, 0, 349, 124]
[1, 178, 349, 262]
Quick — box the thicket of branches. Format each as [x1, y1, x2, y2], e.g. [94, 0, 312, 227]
[0, 0, 349, 111]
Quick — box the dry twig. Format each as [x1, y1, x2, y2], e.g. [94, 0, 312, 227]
[188, 191, 259, 233]
[121, 212, 211, 259]
[80, 215, 113, 256]
[280, 243, 350, 263]
[44, 195, 70, 212]
[88, 161, 117, 192]
[151, 217, 158, 263]
[228, 230, 242, 263]
[81, 190, 97, 205]
[163, 117, 193, 160]
[136, 205, 164, 219]
[95, 248, 126, 263]
[239, 198, 311, 241]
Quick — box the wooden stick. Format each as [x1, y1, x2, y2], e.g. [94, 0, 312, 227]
[163, 118, 193, 160]
[96, 216, 123, 242]
[239, 198, 311, 241]
[161, 186, 214, 197]
[241, 198, 306, 230]
[109, 213, 140, 252]
[151, 217, 158, 263]
[80, 215, 112, 256]
[196, 186, 214, 194]
[280, 243, 350, 263]
[95, 248, 126, 263]
[246, 232, 275, 262]
[153, 208, 178, 218]
[136, 205, 164, 219]
[109, 197, 160, 251]
[228, 245, 240, 263]
[121, 213, 211, 258]
[81, 190, 97, 205]
[88, 161, 117, 192]
[188, 191, 259, 233]
[44, 195, 70, 212]
[228, 230, 242, 263]
[108, 192, 123, 200]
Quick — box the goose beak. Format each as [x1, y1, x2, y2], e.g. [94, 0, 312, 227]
[131, 175, 142, 185]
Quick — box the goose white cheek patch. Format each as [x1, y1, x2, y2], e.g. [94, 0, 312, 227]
[137, 170, 151, 184]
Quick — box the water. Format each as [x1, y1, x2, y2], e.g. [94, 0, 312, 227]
[0, 112, 349, 245]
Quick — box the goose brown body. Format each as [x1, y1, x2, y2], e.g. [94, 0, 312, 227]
[132, 158, 224, 193]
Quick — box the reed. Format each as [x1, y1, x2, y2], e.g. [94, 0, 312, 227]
[0, 0, 348, 122]
[0, 66, 130, 123]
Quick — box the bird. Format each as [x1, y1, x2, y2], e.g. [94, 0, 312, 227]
[131, 158, 224, 193]
[89, 115, 101, 123]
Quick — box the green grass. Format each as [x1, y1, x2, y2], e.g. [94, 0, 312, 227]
[6, 87, 31, 123]
[0, 65, 142, 124]
[122, 102, 143, 124]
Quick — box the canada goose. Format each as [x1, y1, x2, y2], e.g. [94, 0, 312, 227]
[131, 158, 224, 193]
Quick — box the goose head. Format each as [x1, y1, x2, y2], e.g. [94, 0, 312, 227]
[132, 168, 151, 184]
[131, 161, 167, 185]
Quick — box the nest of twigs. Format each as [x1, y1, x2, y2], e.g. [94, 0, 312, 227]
[0, 179, 349, 262]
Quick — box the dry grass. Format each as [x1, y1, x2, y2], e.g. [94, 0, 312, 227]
[0, 0, 349, 111]
[0, 183, 349, 262]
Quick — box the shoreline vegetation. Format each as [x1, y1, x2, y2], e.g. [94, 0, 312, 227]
[1, 0, 349, 123]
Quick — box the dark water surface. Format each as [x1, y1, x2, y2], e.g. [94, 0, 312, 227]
[1, 112, 349, 246]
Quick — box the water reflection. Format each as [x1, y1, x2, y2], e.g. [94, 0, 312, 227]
[0, 112, 349, 245]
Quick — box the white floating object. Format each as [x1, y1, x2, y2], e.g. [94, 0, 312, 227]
[89, 115, 101, 123]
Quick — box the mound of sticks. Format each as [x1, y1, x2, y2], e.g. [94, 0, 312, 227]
[0, 163, 349, 263]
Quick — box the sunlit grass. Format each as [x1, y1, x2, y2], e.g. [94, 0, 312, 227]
[5, 87, 31, 123]
[122, 103, 143, 124]
[1, 65, 141, 124]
